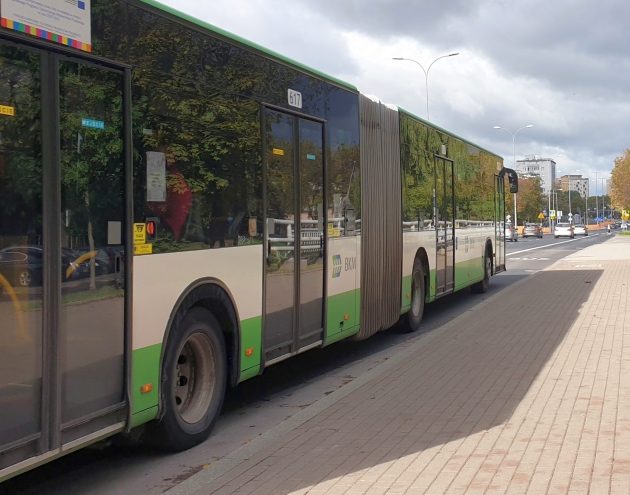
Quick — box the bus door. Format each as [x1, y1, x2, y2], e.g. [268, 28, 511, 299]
[435, 155, 455, 295]
[262, 108, 325, 364]
[0, 40, 128, 471]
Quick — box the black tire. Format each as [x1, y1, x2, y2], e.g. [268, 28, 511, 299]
[471, 248, 492, 294]
[404, 260, 426, 332]
[149, 307, 227, 451]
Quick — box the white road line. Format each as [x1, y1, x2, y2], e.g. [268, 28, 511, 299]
[507, 233, 600, 256]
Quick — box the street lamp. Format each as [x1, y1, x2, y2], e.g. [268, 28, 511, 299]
[392, 53, 459, 121]
[493, 124, 534, 231]
[595, 176, 608, 221]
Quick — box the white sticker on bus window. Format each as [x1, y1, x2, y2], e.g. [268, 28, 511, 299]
[306, 153, 316, 160]
[288, 89, 302, 109]
[146, 151, 166, 202]
[107, 221, 122, 245]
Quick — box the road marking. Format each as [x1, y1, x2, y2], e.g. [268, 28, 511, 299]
[507, 233, 600, 256]
[509, 257, 550, 261]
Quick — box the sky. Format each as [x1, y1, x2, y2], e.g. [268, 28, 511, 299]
[159, 0, 630, 194]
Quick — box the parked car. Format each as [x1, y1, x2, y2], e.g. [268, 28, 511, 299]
[573, 224, 588, 236]
[505, 222, 518, 242]
[0, 245, 91, 288]
[554, 222, 575, 239]
[522, 222, 543, 238]
[0, 246, 44, 287]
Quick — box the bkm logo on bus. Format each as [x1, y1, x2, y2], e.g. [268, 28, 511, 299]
[332, 255, 356, 278]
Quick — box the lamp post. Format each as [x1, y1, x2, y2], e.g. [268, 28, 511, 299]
[596, 177, 608, 221]
[392, 53, 459, 121]
[493, 124, 534, 232]
[595, 172, 599, 225]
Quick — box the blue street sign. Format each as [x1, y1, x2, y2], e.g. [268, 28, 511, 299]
[81, 118, 105, 130]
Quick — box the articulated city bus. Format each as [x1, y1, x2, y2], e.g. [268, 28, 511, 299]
[0, 0, 515, 480]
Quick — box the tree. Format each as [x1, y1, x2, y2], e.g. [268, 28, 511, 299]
[611, 150, 630, 210]
[506, 176, 545, 224]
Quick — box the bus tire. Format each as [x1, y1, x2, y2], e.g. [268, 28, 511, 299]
[151, 307, 227, 451]
[471, 248, 492, 294]
[404, 260, 426, 332]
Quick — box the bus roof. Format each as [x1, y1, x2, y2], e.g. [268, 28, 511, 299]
[138, 0, 357, 92]
[398, 107, 503, 161]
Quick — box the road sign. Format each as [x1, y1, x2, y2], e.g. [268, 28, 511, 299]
[537, 212, 545, 220]
[557, 210, 563, 220]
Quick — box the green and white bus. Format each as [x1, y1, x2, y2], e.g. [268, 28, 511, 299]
[0, 0, 516, 480]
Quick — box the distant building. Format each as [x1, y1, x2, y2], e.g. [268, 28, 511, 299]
[559, 174, 589, 199]
[515, 155, 556, 194]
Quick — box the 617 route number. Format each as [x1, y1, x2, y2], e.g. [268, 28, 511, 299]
[288, 88, 302, 109]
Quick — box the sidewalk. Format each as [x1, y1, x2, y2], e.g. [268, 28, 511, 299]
[169, 235, 630, 495]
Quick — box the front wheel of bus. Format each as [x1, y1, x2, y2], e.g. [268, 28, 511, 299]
[153, 307, 227, 451]
[405, 260, 425, 332]
[471, 250, 492, 294]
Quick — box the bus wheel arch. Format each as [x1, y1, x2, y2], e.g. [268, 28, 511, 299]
[404, 249, 429, 332]
[149, 280, 241, 450]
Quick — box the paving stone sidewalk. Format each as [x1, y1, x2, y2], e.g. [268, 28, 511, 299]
[169, 235, 630, 495]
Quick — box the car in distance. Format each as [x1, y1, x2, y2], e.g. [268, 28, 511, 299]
[554, 222, 575, 239]
[573, 224, 588, 236]
[505, 222, 518, 242]
[522, 222, 543, 238]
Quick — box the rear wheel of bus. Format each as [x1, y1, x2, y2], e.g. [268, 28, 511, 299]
[405, 259, 426, 332]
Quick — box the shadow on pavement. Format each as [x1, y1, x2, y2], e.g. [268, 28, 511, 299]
[201, 269, 602, 493]
[0, 271, 600, 495]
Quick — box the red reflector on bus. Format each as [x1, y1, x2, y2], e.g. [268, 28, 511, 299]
[245, 347, 254, 357]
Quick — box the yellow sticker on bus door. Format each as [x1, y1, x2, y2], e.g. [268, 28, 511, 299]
[0, 105, 15, 116]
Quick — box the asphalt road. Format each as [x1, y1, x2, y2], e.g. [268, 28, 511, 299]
[0, 232, 612, 495]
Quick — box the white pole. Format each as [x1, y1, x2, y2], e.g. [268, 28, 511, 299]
[493, 124, 533, 234]
[595, 172, 599, 225]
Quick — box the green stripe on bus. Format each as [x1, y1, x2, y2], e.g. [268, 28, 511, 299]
[324, 288, 361, 344]
[239, 315, 262, 381]
[131, 343, 162, 415]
